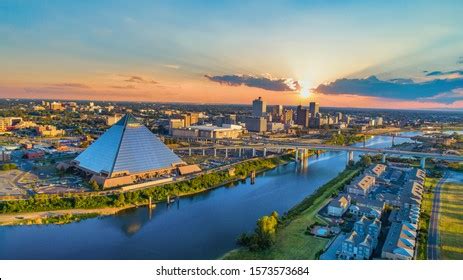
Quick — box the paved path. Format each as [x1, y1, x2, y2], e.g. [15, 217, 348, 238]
[427, 174, 448, 260]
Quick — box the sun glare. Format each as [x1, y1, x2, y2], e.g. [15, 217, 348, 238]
[299, 81, 311, 99]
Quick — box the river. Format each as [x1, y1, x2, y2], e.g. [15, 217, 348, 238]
[0, 131, 458, 259]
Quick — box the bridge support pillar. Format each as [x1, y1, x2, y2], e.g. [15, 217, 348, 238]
[188, 148, 192, 156]
[225, 148, 228, 158]
[238, 148, 242, 158]
[202, 149, 205, 156]
[214, 148, 217, 157]
[382, 153, 386, 164]
[263, 148, 267, 157]
[420, 157, 426, 169]
[392, 135, 395, 146]
[347, 151, 354, 166]
[252, 148, 256, 157]
[295, 149, 299, 161]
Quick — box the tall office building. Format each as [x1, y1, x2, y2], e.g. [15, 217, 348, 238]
[252, 97, 266, 117]
[309, 102, 319, 116]
[283, 109, 293, 124]
[296, 105, 310, 127]
[272, 105, 283, 116]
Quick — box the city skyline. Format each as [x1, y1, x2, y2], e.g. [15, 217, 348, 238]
[1, 0, 463, 109]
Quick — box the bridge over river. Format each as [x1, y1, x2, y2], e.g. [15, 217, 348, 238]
[174, 141, 463, 169]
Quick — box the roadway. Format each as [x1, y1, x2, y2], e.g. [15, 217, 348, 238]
[427, 173, 448, 260]
[173, 142, 463, 162]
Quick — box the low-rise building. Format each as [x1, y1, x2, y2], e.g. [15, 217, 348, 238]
[338, 216, 381, 260]
[381, 222, 417, 260]
[171, 124, 243, 139]
[371, 164, 387, 177]
[349, 205, 382, 219]
[35, 125, 65, 137]
[245, 116, 267, 133]
[327, 194, 351, 217]
[347, 175, 376, 196]
[267, 122, 285, 132]
[24, 149, 45, 159]
[350, 195, 386, 212]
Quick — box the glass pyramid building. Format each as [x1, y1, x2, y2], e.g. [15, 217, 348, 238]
[74, 114, 184, 181]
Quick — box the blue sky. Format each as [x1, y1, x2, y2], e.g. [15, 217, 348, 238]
[1, 0, 463, 108]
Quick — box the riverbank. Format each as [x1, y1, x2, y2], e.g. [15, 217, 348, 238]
[0, 206, 133, 226]
[222, 165, 363, 260]
[0, 155, 293, 225]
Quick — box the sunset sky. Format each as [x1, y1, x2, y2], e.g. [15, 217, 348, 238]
[1, 0, 463, 109]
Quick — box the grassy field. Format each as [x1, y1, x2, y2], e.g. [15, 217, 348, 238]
[223, 166, 362, 260]
[438, 180, 463, 259]
[416, 177, 439, 260]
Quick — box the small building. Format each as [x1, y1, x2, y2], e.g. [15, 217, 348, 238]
[35, 125, 65, 137]
[349, 205, 382, 219]
[178, 164, 201, 175]
[350, 195, 386, 212]
[267, 122, 285, 132]
[327, 194, 351, 217]
[347, 175, 376, 196]
[245, 116, 267, 133]
[171, 124, 243, 140]
[371, 164, 387, 177]
[338, 216, 381, 260]
[24, 150, 45, 159]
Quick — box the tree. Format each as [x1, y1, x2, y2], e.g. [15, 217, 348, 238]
[90, 180, 100, 191]
[115, 193, 126, 207]
[361, 155, 372, 167]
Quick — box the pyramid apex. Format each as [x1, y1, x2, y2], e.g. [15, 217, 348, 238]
[114, 113, 139, 127]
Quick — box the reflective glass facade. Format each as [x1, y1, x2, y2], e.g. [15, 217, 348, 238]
[75, 114, 183, 176]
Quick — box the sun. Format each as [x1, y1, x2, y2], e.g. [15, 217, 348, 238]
[299, 80, 312, 99]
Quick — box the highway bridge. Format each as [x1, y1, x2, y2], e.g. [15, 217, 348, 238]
[173, 142, 463, 169]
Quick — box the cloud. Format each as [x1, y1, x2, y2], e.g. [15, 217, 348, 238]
[110, 85, 136, 90]
[458, 56, 463, 64]
[204, 74, 301, 92]
[388, 78, 414, 84]
[163, 64, 180, 70]
[314, 75, 463, 104]
[123, 75, 158, 84]
[425, 70, 463, 77]
[51, 83, 90, 88]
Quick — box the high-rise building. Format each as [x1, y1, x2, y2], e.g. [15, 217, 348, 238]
[283, 109, 293, 124]
[272, 105, 283, 117]
[309, 102, 319, 116]
[296, 105, 310, 127]
[252, 97, 266, 117]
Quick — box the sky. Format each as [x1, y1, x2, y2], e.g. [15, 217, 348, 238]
[1, 0, 463, 109]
